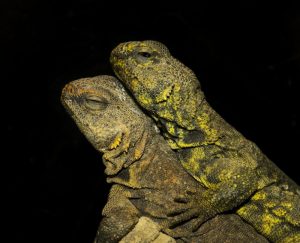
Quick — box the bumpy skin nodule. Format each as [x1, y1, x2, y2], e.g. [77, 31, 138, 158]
[110, 41, 300, 242]
[61, 76, 268, 242]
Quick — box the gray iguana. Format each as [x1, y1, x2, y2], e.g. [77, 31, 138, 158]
[110, 40, 300, 242]
[61, 75, 268, 242]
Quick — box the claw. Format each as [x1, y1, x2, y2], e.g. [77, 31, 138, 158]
[169, 208, 199, 229]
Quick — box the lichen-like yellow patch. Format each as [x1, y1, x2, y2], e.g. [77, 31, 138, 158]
[157, 107, 174, 121]
[109, 133, 122, 149]
[237, 204, 257, 216]
[272, 207, 287, 217]
[166, 122, 176, 136]
[196, 113, 219, 144]
[282, 232, 300, 243]
[181, 148, 204, 182]
[155, 85, 174, 103]
[134, 147, 143, 160]
[265, 201, 277, 208]
[130, 78, 140, 91]
[281, 202, 293, 209]
[138, 94, 153, 106]
[115, 60, 126, 69]
[186, 147, 205, 165]
[167, 139, 180, 149]
[125, 43, 136, 52]
[218, 169, 235, 182]
[181, 159, 200, 175]
[252, 191, 267, 201]
[261, 213, 281, 235]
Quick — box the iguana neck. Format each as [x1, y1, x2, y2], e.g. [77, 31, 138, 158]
[106, 128, 163, 188]
[161, 95, 226, 149]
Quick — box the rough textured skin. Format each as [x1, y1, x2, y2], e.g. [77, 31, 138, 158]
[177, 214, 268, 243]
[110, 40, 300, 242]
[61, 75, 268, 242]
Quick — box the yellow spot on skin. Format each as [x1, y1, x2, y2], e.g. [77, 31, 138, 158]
[237, 204, 257, 217]
[166, 123, 176, 136]
[155, 85, 174, 103]
[167, 139, 180, 149]
[181, 147, 206, 184]
[252, 191, 267, 201]
[109, 133, 122, 149]
[282, 232, 300, 243]
[272, 207, 287, 217]
[261, 213, 281, 235]
[138, 94, 153, 106]
[182, 161, 201, 182]
[115, 60, 126, 69]
[157, 107, 174, 121]
[125, 43, 136, 52]
[131, 78, 140, 91]
[265, 201, 277, 208]
[237, 204, 283, 237]
[281, 202, 292, 209]
[134, 148, 143, 160]
[196, 113, 219, 144]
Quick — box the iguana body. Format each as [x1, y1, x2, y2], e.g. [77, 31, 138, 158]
[61, 75, 268, 242]
[110, 41, 300, 242]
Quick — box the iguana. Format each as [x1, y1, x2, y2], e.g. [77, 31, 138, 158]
[61, 75, 268, 242]
[110, 40, 300, 242]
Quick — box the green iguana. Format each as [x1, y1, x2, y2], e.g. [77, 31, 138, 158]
[61, 75, 268, 242]
[110, 40, 300, 242]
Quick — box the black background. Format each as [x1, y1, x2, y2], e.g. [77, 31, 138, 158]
[3, 1, 299, 242]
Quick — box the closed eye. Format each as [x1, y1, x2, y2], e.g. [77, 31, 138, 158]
[84, 95, 108, 111]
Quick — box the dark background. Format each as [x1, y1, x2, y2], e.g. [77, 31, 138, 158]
[3, 1, 299, 242]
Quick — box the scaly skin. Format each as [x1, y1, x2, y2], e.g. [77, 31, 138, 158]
[61, 75, 268, 242]
[110, 40, 300, 242]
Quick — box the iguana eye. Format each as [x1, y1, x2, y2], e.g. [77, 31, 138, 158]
[136, 51, 153, 63]
[138, 52, 152, 58]
[84, 95, 108, 111]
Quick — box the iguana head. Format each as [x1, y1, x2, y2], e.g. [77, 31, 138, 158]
[110, 40, 205, 130]
[61, 75, 152, 176]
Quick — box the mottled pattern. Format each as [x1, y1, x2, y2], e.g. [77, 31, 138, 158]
[61, 75, 268, 242]
[110, 40, 300, 242]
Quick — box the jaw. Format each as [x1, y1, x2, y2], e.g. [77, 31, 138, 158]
[100, 131, 130, 176]
[101, 123, 148, 177]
